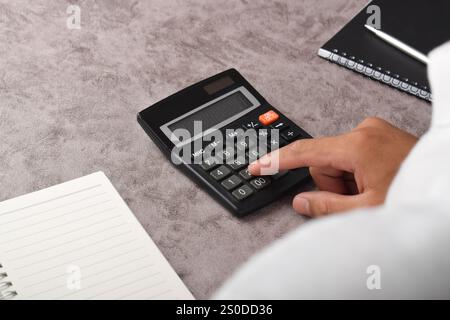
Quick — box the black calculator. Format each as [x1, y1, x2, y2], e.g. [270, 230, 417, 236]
[137, 69, 311, 216]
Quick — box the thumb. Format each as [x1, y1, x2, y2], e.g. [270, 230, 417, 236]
[293, 191, 377, 217]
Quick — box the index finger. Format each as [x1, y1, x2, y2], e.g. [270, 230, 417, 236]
[248, 136, 355, 176]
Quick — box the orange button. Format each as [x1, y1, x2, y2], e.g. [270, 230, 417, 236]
[259, 110, 279, 126]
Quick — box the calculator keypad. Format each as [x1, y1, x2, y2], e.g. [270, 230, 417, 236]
[196, 109, 309, 203]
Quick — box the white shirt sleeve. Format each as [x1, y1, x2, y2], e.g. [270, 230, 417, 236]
[213, 42, 450, 300]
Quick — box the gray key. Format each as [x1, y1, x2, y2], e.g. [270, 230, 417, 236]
[232, 185, 254, 201]
[268, 138, 284, 150]
[281, 128, 301, 142]
[239, 168, 252, 180]
[250, 177, 271, 190]
[221, 147, 235, 162]
[247, 144, 268, 162]
[200, 157, 219, 171]
[228, 157, 247, 171]
[221, 175, 243, 191]
[210, 166, 231, 181]
[236, 136, 257, 152]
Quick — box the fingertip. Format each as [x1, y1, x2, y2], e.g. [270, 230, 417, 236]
[248, 162, 260, 175]
[293, 194, 311, 216]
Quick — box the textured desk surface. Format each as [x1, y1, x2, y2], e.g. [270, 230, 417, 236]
[0, 0, 430, 299]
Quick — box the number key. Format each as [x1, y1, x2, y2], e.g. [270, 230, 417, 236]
[221, 147, 235, 162]
[221, 175, 243, 191]
[250, 177, 271, 190]
[239, 168, 253, 180]
[228, 157, 247, 171]
[210, 166, 231, 181]
[232, 185, 254, 201]
[200, 157, 219, 171]
[247, 144, 268, 162]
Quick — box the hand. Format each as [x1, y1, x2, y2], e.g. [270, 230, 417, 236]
[249, 117, 418, 217]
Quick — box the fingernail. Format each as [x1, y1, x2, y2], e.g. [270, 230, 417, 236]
[248, 162, 258, 173]
[259, 155, 271, 166]
[293, 195, 310, 215]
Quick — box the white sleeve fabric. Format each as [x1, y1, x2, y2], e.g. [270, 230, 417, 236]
[213, 42, 450, 300]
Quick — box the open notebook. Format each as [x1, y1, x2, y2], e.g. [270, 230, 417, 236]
[0, 172, 194, 300]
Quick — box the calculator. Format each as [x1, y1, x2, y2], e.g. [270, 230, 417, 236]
[137, 69, 311, 216]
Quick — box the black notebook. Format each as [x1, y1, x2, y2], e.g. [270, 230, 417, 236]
[319, 0, 450, 101]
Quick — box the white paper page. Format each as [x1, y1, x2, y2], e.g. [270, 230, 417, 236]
[0, 172, 194, 300]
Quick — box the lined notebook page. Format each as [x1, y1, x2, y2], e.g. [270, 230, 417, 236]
[0, 172, 194, 300]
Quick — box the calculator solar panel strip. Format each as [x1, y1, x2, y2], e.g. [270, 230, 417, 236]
[137, 69, 311, 216]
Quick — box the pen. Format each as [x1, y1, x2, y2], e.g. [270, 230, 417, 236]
[364, 24, 429, 65]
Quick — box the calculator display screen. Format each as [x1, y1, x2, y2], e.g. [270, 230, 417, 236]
[168, 92, 252, 136]
[161, 87, 260, 144]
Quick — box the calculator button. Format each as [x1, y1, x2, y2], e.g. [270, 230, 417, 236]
[236, 137, 256, 152]
[250, 177, 271, 190]
[228, 158, 247, 171]
[258, 129, 270, 139]
[221, 147, 235, 162]
[239, 168, 253, 180]
[271, 122, 289, 131]
[235, 140, 249, 152]
[210, 166, 232, 181]
[259, 110, 280, 126]
[192, 148, 205, 163]
[225, 130, 244, 140]
[204, 139, 223, 154]
[232, 185, 254, 201]
[281, 128, 302, 142]
[242, 121, 261, 130]
[247, 145, 268, 162]
[221, 175, 243, 191]
[200, 157, 219, 171]
[268, 137, 287, 151]
[247, 149, 259, 162]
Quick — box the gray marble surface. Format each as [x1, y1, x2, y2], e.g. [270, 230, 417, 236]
[0, 0, 430, 299]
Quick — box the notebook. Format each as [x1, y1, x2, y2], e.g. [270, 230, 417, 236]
[0, 172, 194, 300]
[318, 0, 450, 101]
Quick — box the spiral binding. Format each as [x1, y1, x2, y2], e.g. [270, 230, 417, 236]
[0, 263, 18, 300]
[317, 48, 432, 102]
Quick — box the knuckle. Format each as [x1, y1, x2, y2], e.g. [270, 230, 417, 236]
[351, 128, 371, 147]
[351, 125, 384, 148]
[359, 116, 386, 128]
